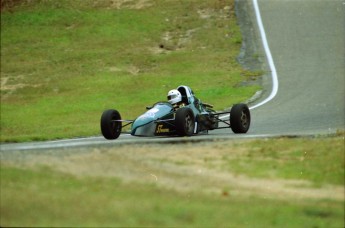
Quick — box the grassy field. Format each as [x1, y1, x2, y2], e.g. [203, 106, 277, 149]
[0, 0, 260, 142]
[1, 136, 344, 227]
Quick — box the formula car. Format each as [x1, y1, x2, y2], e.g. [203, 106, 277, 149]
[101, 85, 250, 139]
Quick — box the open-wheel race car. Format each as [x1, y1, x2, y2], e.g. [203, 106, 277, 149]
[101, 85, 251, 140]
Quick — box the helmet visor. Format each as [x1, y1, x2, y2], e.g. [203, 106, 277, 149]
[167, 94, 178, 100]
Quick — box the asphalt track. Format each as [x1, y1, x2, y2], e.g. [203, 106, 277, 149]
[1, 0, 344, 151]
[249, 0, 345, 135]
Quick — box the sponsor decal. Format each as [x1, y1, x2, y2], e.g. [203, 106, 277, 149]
[156, 124, 170, 133]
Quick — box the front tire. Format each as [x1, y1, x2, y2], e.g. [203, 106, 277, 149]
[175, 107, 195, 136]
[230, 103, 250, 133]
[100, 109, 122, 139]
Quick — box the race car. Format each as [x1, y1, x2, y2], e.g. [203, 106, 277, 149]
[100, 85, 250, 139]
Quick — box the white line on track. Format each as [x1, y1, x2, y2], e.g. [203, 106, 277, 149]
[220, 0, 279, 120]
[249, 0, 279, 110]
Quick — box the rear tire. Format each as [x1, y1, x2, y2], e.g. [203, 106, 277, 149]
[230, 103, 250, 133]
[175, 107, 195, 136]
[100, 109, 122, 139]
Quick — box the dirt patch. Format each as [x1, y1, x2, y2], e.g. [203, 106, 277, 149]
[1, 75, 43, 100]
[3, 140, 344, 201]
[93, 0, 152, 9]
[107, 65, 140, 75]
[150, 3, 232, 55]
[150, 28, 201, 55]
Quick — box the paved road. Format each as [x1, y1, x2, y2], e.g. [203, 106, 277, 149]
[1, 0, 344, 151]
[249, 0, 345, 135]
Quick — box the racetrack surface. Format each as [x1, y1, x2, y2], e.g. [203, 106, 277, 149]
[1, 0, 344, 151]
[248, 0, 345, 135]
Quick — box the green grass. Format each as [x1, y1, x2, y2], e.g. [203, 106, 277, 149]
[0, 0, 261, 142]
[1, 165, 343, 227]
[1, 136, 344, 227]
[223, 137, 345, 186]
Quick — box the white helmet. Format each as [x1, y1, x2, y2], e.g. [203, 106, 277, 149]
[167, 89, 182, 105]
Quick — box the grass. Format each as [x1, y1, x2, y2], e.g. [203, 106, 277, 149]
[0, 0, 261, 142]
[1, 163, 343, 227]
[222, 136, 345, 186]
[1, 136, 344, 227]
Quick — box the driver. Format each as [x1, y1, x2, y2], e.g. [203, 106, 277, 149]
[167, 89, 185, 110]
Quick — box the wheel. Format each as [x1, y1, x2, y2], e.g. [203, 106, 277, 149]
[100, 109, 122, 139]
[230, 103, 250, 133]
[175, 107, 195, 136]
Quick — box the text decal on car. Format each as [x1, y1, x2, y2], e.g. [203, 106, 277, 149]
[156, 124, 170, 133]
[156, 124, 170, 135]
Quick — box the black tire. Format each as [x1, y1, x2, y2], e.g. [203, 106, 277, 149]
[175, 107, 195, 136]
[230, 103, 250, 133]
[100, 109, 122, 140]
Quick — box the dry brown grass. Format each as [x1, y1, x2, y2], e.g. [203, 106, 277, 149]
[4, 137, 344, 201]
